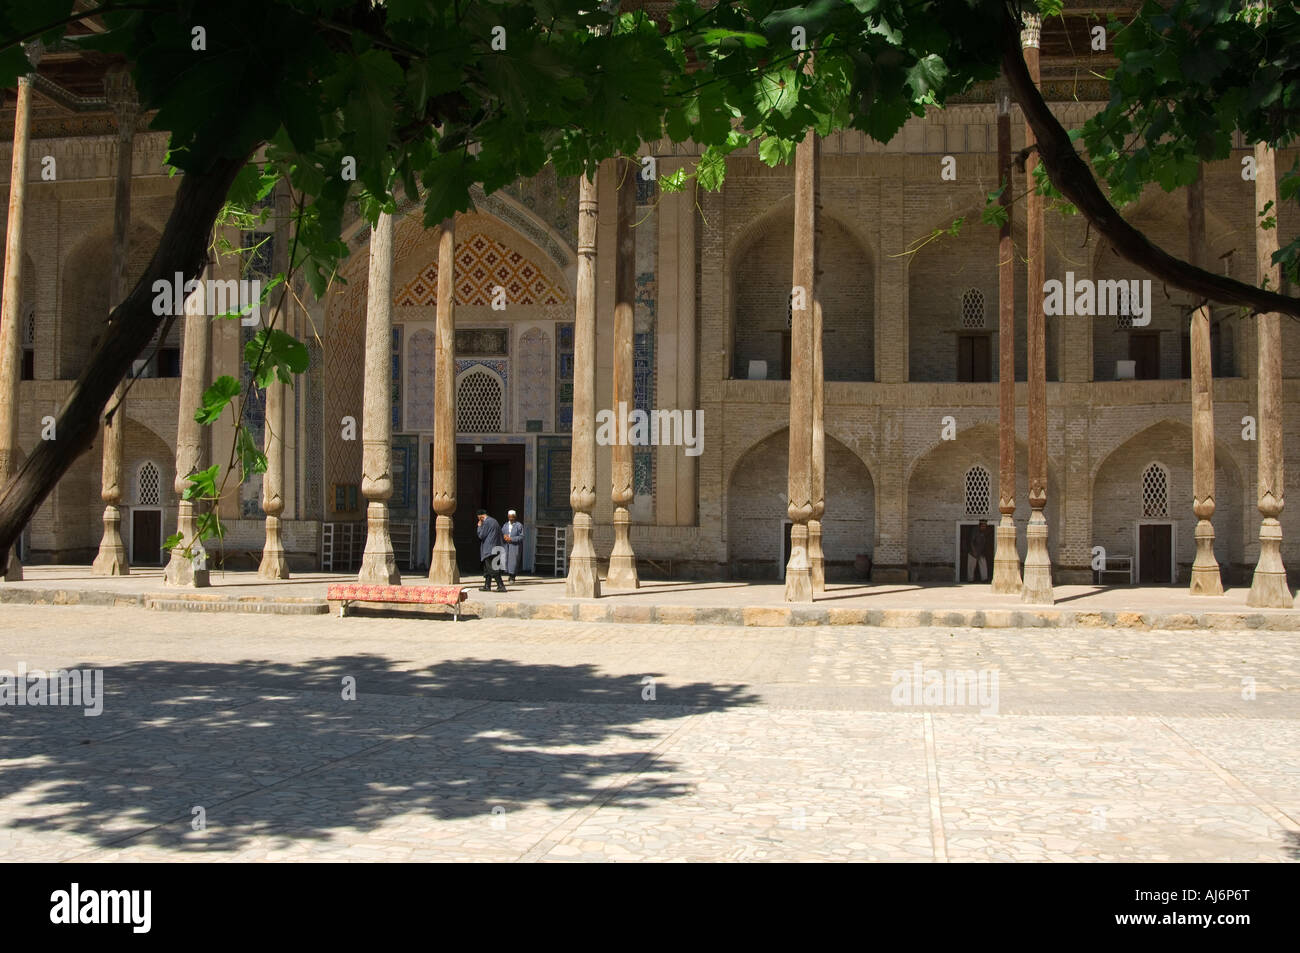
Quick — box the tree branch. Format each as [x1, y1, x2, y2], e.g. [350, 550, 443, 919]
[0, 153, 250, 557]
[999, 8, 1300, 320]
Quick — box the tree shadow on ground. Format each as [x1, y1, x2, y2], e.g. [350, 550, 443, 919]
[0, 655, 758, 855]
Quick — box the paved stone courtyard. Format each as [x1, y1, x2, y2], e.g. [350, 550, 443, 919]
[0, 603, 1297, 862]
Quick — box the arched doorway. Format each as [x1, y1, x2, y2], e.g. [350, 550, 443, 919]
[726, 428, 875, 580]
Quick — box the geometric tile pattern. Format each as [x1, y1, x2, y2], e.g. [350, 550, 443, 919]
[393, 234, 569, 307]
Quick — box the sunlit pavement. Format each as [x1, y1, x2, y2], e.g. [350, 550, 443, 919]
[0, 603, 1296, 862]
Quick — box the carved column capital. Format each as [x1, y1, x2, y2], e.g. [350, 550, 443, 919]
[103, 68, 139, 134]
[1020, 13, 1042, 50]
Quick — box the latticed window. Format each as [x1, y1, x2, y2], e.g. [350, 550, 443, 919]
[960, 288, 986, 329]
[22, 306, 34, 347]
[137, 461, 161, 506]
[964, 465, 992, 518]
[457, 368, 503, 433]
[1141, 463, 1169, 518]
[1116, 289, 1133, 329]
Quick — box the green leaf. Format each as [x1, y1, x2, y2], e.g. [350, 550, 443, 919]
[660, 167, 689, 193]
[236, 426, 268, 482]
[181, 464, 220, 502]
[758, 136, 796, 167]
[196, 376, 241, 426]
[696, 148, 728, 192]
[244, 327, 309, 388]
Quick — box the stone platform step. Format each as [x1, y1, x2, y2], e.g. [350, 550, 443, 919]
[3, 584, 1298, 629]
[0, 585, 330, 616]
[470, 600, 1300, 631]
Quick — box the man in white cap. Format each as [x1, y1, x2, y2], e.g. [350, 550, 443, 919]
[502, 509, 525, 584]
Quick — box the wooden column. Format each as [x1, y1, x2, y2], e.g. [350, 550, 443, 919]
[1187, 166, 1222, 595]
[92, 69, 137, 577]
[606, 159, 640, 589]
[785, 131, 818, 602]
[809, 298, 825, 592]
[1019, 14, 1053, 604]
[1247, 143, 1290, 607]
[992, 79, 1022, 594]
[428, 217, 459, 583]
[258, 183, 291, 579]
[0, 43, 39, 581]
[163, 273, 212, 586]
[358, 211, 400, 584]
[567, 171, 601, 597]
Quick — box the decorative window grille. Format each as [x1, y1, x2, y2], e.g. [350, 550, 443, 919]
[22, 305, 35, 347]
[964, 465, 992, 518]
[457, 368, 504, 433]
[960, 288, 986, 329]
[1141, 463, 1169, 518]
[1116, 289, 1133, 329]
[137, 461, 161, 506]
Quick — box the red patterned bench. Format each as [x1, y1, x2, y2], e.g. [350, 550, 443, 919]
[326, 584, 470, 621]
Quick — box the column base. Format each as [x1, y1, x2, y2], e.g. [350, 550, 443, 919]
[991, 518, 1022, 595]
[92, 505, 129, 576]
[164, 548, 210, 587]
[3, 547, 21, 582]
[358, 502, 401, 585]
[258, 516, 290, 580]
[566, 513, 601, 598]
[358, 555, 401, 585]
[1247, 519, 1290, 608]
[784, 522, 813, 602]
[808, 519, 825, 593]
[1189, 519, 1223, 596]
[606, 506, 639, 590]
[164, 503, 210, 587]
[1020, 510, 1053, 604]
[428, 514, 459, 585]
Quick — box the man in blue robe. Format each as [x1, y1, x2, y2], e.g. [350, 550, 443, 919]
[502, 509, 525, 583]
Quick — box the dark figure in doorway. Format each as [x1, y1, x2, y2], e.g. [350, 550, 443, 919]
[967, 519, 990, 582]
[476, 509, 506, 592]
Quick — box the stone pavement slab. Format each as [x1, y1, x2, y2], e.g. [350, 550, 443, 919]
[0, 603, 1296, 862]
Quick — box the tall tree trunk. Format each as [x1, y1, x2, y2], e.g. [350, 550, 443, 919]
[0, 154, 248, 557]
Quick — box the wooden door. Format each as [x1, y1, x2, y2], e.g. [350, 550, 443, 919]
[1138, 524, 1172, 583]
[1129, 332, 1160, 380]
[131, 509, 161, 565]
[958, 335, 992, 382]
[453, 458, 484, 570]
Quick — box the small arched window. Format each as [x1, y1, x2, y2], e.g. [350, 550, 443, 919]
[457, 367, 504, 433]
[1141, 463, 1169, 518]
[960, 288, 985, 329]
[964, 465, 992, 518]
[137, 461, 161, 506]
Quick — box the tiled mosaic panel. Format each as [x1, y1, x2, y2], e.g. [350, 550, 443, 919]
[393, 233, 569, 307]
[406, 328, 435, 432]
[502, 166, 579, 250]
[390, 435, 417, 517]
[391, 326, 403, 432]
[239, 323, 267, 518]
[635, 196, 656, 506]
[305, 339, 323, 518]
[556, 321, 574, 431]
[516, 327, 552, 428]
[536, 435, 572, 525]
[456, 327, 508, 356]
